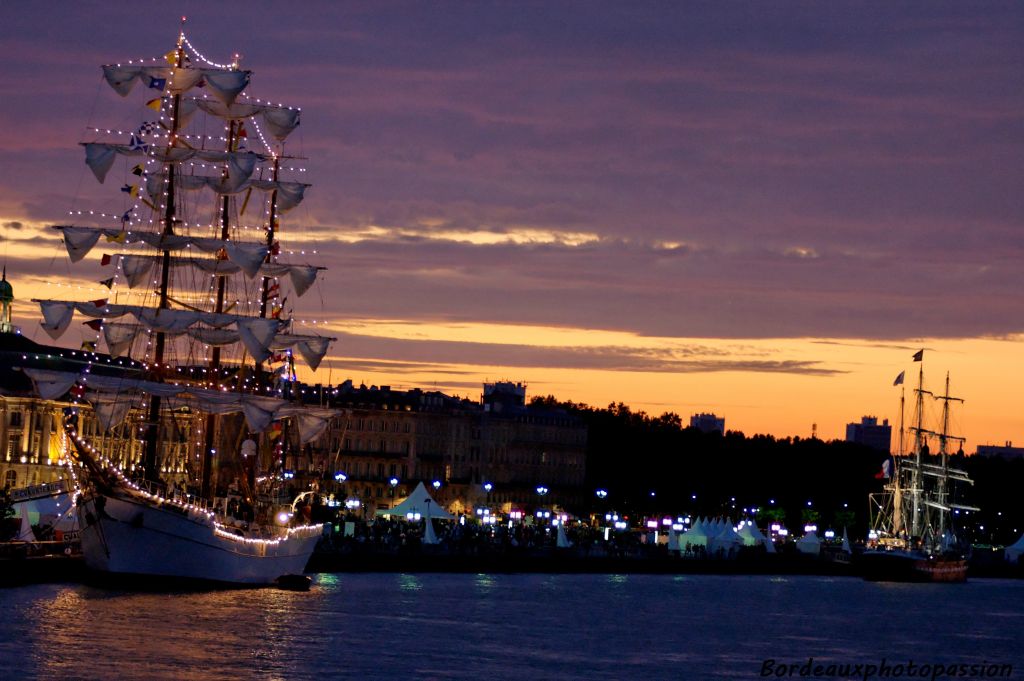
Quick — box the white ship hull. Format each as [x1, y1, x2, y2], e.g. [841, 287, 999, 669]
[77, 492, 322, 586]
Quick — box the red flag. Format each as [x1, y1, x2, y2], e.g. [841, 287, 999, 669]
[83, 319, 103, 331]
[100, 253, 112, 266]
[91, 298, 108, 307]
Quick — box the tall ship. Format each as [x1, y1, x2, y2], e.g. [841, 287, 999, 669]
[20, 25, 336, 586]
[863, 352, 977, 582]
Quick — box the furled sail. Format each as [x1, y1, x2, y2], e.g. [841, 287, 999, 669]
[103, 253, 321, 293]
[34, 299, 337, 368]
[56, 227, 324, 296]
[22, 368, 336, 441]
[96, 319, 331, 368]
[82, 143, 269, 185]
[143, 173, 309, 210]
[179, 97, 301, 141]
[96, 321, 333, 370]
[101, 64, 251, 107]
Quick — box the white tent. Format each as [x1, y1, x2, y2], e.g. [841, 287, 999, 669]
[556, 522, 573, 548]
[1005, 533, 1024, 563]
[423, 517, 440, 545]
[17, 514, 35, 542]
[376, 482, 454, 520]
[679, 518, 712, 550]
[709, 520, 743, 555]
[737, 519, 772, 550]
[841, 527, 852, 554]
[796, 532, 822, 556]
[667, 525, 680, 552]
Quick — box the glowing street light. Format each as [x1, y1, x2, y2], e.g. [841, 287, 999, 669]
[596, 489, 608, 499]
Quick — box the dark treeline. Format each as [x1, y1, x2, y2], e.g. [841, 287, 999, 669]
[532, 396, 1023, 544]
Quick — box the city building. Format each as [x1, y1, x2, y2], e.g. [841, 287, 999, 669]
[845, 416, 892, 452]
[0, 332, 199, 492]
[0, 267, 15, 334]
[1, 273, 586, 513]
[281, 380, 588, 515]
[690, 412, 725, 434]
[976, 442, 1024, 459]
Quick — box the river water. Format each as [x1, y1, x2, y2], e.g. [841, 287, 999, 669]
[1, 574, 1021, 680]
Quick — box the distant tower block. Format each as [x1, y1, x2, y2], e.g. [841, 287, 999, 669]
[690, 412, 725, 434]
[483, 381, 527, 413]
[845, 415, 892, 452]
[0, 267, 15, 334]
[812, 423, 818, 439]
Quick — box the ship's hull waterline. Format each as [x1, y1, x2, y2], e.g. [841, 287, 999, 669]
[77, 493, 322, 586]
[859, 550, 967, 583]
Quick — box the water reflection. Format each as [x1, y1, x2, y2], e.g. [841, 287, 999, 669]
[397, 574, 422, 592]
[24, 585, 311, 681]
[3, 576, 1022, 680]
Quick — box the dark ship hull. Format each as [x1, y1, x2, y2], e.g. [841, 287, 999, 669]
[860, 550, 967, 583]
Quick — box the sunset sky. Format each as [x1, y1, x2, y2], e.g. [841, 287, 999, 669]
[1, 3, 1021, 446]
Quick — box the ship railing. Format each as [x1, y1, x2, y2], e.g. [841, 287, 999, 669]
[133, 479, 214, 513]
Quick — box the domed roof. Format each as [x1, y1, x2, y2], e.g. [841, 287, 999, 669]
[0, 267, 12, 302]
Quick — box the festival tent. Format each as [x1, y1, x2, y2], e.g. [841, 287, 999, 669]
[841, 528, 852, 554]
[556, 522, 573, 548]
[423, 517, 440, 545]
[1005, 533, 1024, 563]
[737, 519, 772, 549]
[796, 532, 822, 556]
[376, 482, 454, 520]
[709, 520, 744, 555]
[679, 518, 712, 550]
[16, 514, 35, 542]
[667, 525, 680, 552]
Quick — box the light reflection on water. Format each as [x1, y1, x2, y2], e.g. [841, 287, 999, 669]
[1, 575, 1021, 680]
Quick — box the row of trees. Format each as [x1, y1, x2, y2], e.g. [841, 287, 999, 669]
[532, 397, 1020, 543]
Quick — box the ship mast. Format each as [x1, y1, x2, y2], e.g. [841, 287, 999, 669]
[241, 150, 283, 494]
[897, 386, 905, 456]
[934, 372, 964, 540]
[142, 31, 185, 485]
[200, 111, 239, 499]
[906, 360, 932, 539]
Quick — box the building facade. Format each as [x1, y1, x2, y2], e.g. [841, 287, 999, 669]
[690, 412, 725, 434]
[294, 380, 587, 514]
[845, 416, 892, 452]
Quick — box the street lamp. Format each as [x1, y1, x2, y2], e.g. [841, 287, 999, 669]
[432, 480, 441, 491]
[536, 485, 548, 496]
[596, 489, 608, 499]
[389, 477, 399, 505]
[334, 471, 347, 483]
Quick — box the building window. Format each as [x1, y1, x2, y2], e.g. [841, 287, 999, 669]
[4, 470, 15, 489]
[9, 412, 22, 428]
